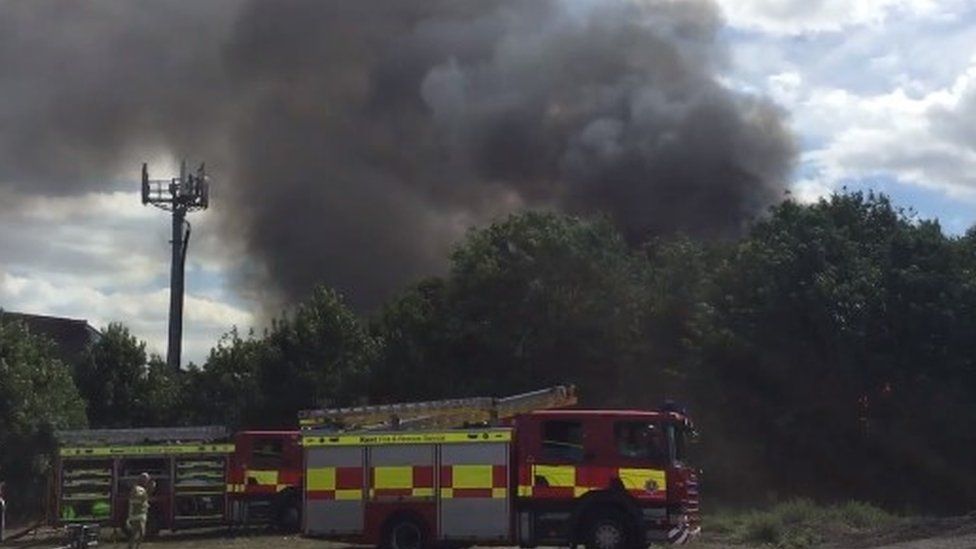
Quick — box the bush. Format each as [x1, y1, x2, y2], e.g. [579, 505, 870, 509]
[709, 499, 896, 548]
[740, 512, 784, 544]
[833, 500, 894, 529]
[773, 498, 821, 526]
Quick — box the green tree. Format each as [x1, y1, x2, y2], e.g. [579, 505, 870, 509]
[696, 192, 976, 509]
[371, 278, 457, 402]
[374, 212, 647, 404]
[185, 329, 264, 429]
[259, 287, 378, 424]
[192, 287, 379, 428]
[137, 354, 193, 427]
[75, 323, 149, 428]
[0, 316, 87, 515]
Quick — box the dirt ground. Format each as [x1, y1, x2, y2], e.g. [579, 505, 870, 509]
[7, 515, 976, 549]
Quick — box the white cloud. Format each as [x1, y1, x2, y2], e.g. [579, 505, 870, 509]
[791, 178, 833, 203]
[767, 71, 803, 107]
[797, 62, 976, 200]
[0, 189, 255, 364]
[0, 270, 253, 365]
[715, 0, 958, 35]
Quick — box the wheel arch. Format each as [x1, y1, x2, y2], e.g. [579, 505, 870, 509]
[380, 509, 434, 549]
[571, 490, 642, 544]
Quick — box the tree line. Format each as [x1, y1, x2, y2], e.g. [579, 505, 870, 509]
[3, 192, 975, 514]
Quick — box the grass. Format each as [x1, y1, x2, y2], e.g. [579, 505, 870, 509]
[705, 498, 896, 548]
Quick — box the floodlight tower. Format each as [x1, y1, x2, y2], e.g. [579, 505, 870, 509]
[142, 161, 210, 370]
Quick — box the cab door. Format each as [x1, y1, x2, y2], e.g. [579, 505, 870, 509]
[608, 420, 668, 503]
[515, 416, 588, 546]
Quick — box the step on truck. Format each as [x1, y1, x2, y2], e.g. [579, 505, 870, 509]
[300, 399, 700, 547]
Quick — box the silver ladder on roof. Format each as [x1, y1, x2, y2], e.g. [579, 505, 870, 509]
[298, 385, 577, 431]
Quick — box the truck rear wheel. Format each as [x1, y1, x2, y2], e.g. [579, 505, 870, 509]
[383, 516, 428, 549]
[584, 511, 634, 549]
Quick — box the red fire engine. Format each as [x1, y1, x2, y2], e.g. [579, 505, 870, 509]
[51, 385, 699, 547]
[226, 430, 304, 530]
[51, 427, 305, 533]
[299, 388, 700, 548]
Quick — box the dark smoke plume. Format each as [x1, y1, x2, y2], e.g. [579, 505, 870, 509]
[0, 0, 795, 309]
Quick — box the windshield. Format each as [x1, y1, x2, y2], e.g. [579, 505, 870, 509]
[665, 422, 695, 465]
[614, 421, 667, 462]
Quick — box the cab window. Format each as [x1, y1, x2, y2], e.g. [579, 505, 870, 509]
[541, 420, 584, 462]
[667, 424, 691, 464]
[614, 421, 666, 462]
[251, 439, 284, 469]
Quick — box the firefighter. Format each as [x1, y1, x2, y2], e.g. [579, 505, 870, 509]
[127, 473, 154, 549]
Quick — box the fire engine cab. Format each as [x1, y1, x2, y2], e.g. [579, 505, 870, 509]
[226, 430, 304, 530]
[299, 387, 700, 548]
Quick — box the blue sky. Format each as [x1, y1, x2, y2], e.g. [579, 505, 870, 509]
[2, 0, 975, 363]
[713, 0, 976, 233]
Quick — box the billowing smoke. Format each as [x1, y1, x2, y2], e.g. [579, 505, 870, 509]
[0, 0, 795, 309]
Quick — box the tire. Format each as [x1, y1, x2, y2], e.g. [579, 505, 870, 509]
[382, 516, 428, 549]
[583, 511, 635, 549]
[275, 499, 301, 533]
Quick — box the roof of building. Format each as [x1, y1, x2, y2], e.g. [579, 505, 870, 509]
[0, 311, 101, 366]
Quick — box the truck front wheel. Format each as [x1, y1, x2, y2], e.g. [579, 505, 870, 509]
[275, 491, 301, 532]
[583, 511, 635, 549]
[276, 501, 301, 532]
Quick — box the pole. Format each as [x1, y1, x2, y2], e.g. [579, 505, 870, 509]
[166, 163, 187, 370]
[167, 206, 185, 370]
[145, 160, 207, 371]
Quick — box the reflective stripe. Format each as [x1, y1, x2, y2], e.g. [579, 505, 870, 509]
[246, 469, 279, 486]
[307, 464, 366, 502]
[308, 488, 364, 500]
[307, 468, 336, 490]
[519, 466, 667, 499]
[303, 429, 511, 447]
[367, 465, 434, 499]
[534, 465, 575, 487]
[439, 463, 506, 499]
[61, 444, 234, 457]
[441, 487, 507, 499]
[619, 468, 667, 492]
[451, 465, 493, 489]
[374, 466, 412, 489]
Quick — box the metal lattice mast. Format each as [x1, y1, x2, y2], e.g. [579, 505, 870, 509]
[141, 161, 210, 370]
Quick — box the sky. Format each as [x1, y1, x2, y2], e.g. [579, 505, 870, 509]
[2, 0, 976, 365]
